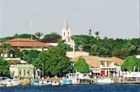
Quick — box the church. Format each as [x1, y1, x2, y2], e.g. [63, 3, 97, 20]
[61, 18, 75, 51]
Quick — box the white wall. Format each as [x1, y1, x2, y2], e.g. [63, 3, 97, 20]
[66, 51, 89, 58]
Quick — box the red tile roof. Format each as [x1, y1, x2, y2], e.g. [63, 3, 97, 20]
[1, 38, 52, 48]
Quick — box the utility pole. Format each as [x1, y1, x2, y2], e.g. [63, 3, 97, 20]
[31, 17, 33, 39]
[139, 0, 140, 38]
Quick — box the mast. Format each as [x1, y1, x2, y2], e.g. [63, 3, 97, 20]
[139, 0, 140, 38]
[31, 17, 33, 39]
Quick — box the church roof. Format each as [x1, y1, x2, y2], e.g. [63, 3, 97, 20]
[64, 18, 69, 30]
[0, 38, 52, 48]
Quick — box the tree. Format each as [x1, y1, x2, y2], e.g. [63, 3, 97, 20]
[35, 32, 44, 39]
[121, 56, 138, 71]
[73, 58, 90, 73]
[44, 32, 61, 38]
[27, 50, 40, 64]
[38, 47, 70, 76]
[58, 40, 72, 52]
[1, 43, 12, 50]
[33, 51, 47, 69]
[0, 36, 13, 42]
[13, 33, 19, 38]
[0, 56, 10, 76]
[95, 31, 100, 39]
[135, 59, 140, 71]
[13, 33, 37, 39]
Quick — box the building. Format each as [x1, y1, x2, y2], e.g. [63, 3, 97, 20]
[61, 18, 75, 50]
[5, 58, 34, 79]
[0, 38, 52, 51]
[111, 57, 124, 77]
[39, 37, 60, 46]
[66, 51, 89, 59]
[0, 48, 19, 58]
[72, 56, 123, 77]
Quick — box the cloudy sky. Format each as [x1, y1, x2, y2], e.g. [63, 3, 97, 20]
[0, 0, 139, 39]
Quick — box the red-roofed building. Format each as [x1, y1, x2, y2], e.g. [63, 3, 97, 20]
[0, 38, 52, 51]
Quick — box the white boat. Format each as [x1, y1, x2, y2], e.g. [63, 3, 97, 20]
[11, 79, 20, 86]
[0, 84, 6, 87]
[31, 79, 39, 86]
[51, 81, 59, 86]
[42, 80, 52, 85]
[97, 78, 114, 84]
[0, 77, 20, 87]
[122, 72, 140, 77]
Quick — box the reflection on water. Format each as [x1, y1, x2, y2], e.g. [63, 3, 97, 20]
[0, 84, 140, 92]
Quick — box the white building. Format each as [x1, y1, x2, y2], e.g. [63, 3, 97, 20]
[61, 18, 75, 50]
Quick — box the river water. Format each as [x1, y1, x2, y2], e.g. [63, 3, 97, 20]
[0, 84, 140, 92]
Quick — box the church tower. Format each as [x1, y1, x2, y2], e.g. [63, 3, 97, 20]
[62, 18, 71, 43]
[61, 17, 75, 51]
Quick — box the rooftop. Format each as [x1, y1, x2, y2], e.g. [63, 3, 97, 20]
[0, 38, 52, 48]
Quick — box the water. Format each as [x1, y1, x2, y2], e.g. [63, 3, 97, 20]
[0, 84, 140, 92]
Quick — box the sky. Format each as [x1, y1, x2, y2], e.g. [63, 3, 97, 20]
[0, 0, 139, 39]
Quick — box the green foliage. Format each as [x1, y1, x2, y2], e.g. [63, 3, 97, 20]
[0, 37, 13, 42]
[37, 47, 70, 75]
[71, 34, 140, 58]
[0, 56, 10, 75]
[27, 50, 40, 63]
[135, 59, 140, 71]
[35, 32, 44, 39]
[73, 58, 90, 73]
[1, 43, 12, 50]
[95, 31, 100, 39]
[121, 56, 138, 71]
[44, 32, 61, 38]
[20, 50, 40, 64]
[72, 35, 94, 52]
[13, 33, 37, 39]
[58, 40, 72, 52]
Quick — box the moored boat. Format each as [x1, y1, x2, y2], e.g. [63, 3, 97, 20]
[31, 79, 39, 86]
[51, 80, 60, 86]
[97, 78, 114, 84]
[0, 84, 6, 87]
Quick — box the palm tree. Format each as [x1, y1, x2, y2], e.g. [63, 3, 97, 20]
[35, 32, 44, 39]
[95, 31, 99, 39]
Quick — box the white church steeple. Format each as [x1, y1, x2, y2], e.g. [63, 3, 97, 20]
[61, 17, 75, 51]
[62, 17, 71, 42]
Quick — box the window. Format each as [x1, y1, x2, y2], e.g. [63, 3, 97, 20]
[24, 70, 25, 75]
[64, 32, 65, 36]
[19, 70, 21, 75]
[27, 70, 30, 75]
[101, 62, 104, 65]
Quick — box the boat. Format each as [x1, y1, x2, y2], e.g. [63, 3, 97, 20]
[60, 78, 72, 85]
[0, 77, 20, 87]
[10, 79, 20, 86]
[51, 80, 60, 86]
[0, 84, 6, 87]
[42, 80, 52, 85]
[97, 78, 114, 84]
[122, 72, 140, 77]
[31, 79, 39, 86]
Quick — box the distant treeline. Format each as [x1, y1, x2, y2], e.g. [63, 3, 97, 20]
[0, 32, 140, 59]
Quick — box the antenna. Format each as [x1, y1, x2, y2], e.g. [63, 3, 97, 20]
[31, 17, 33, 39]
[139, 0, 140, 38]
